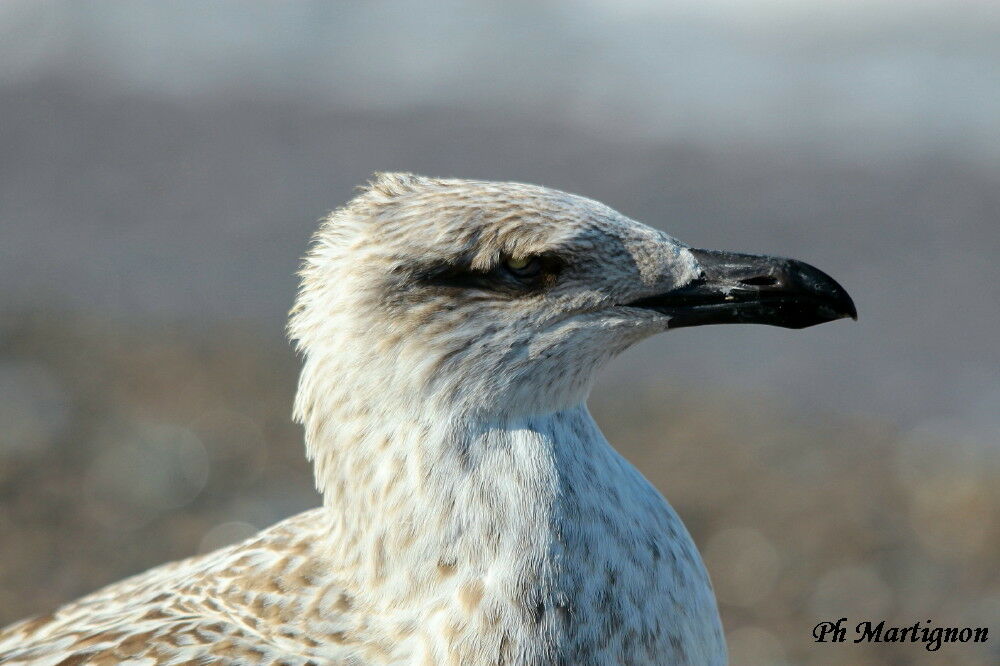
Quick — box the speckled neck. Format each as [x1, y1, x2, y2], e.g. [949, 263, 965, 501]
[299, 400, 724, 664]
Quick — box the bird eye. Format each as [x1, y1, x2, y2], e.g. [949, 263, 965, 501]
[503, 256, 542, 278]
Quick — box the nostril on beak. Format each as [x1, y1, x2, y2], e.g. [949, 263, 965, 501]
[739, 275, 778, 287]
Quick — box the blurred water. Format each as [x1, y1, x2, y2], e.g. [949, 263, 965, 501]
[4, 1, 999, 162]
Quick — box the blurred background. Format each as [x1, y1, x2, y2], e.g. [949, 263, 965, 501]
[1, 1, 997, 664]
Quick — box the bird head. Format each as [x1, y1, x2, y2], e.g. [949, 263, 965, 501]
[290, 173, 855, 421]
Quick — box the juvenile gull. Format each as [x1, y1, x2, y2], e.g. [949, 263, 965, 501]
[0, 174, 856, 665]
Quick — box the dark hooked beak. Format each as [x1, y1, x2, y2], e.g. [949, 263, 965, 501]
[627, 248, 857, 329]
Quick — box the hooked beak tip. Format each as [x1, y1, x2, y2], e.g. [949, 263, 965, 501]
[627, 249, 858, 330]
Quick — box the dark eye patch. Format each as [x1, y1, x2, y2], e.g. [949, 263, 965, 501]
[413, 253, 564, 296]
